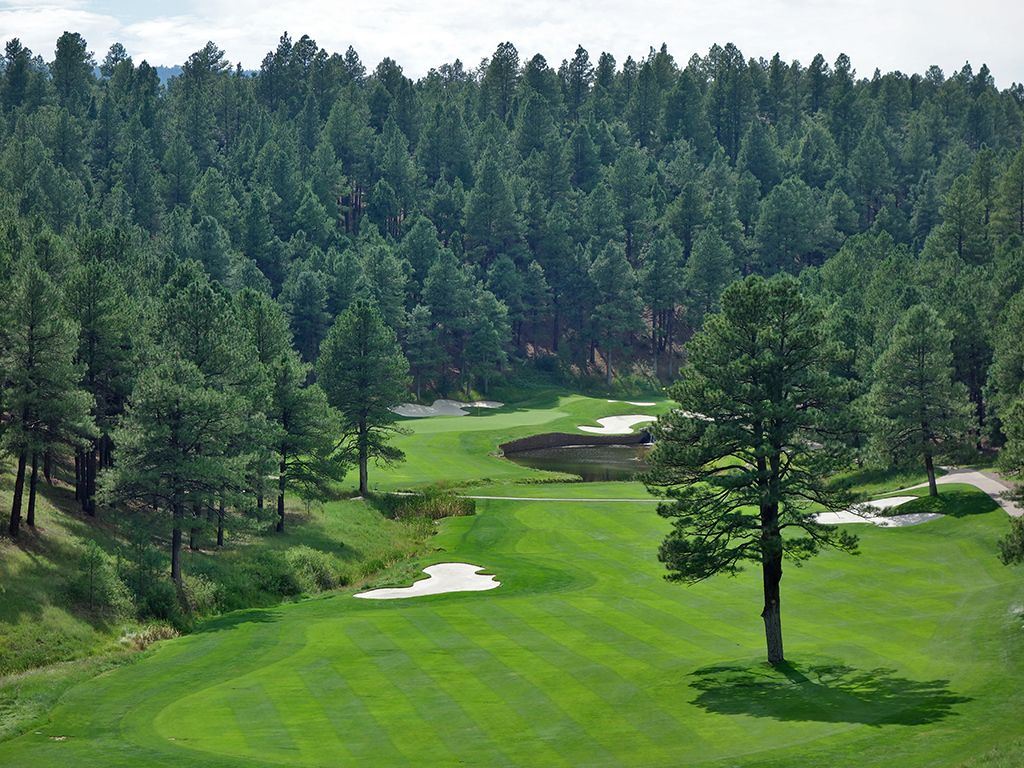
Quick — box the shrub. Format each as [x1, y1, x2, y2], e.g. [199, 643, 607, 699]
[236, 549, 302, 597]
[182, 573, 224, 616]
[65, 542, 134, 619]
[119, 623, 180, 652]
[374, 488, 476, 521]
[284, 545, 347, 592]
[142, 578, 187, 629]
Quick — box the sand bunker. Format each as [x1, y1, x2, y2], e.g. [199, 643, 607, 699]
[607, 399, 657, 407]
[391, 399, 504, 418]
[578, 415, 657, 435]
[815, 496, 943, 528]
[354, 563, 500, 600]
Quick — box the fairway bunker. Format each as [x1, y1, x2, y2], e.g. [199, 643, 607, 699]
[354, 563, 500, 599]
[579, 414, 657, 435]
[607, 399, 657, 406]
[391, 399, 504, 418]
[815, 496, 944, 527]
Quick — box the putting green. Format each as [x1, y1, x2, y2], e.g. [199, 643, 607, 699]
[2, 485, 1021, 766]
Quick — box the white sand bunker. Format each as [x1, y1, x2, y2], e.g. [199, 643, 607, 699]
[354, 563, 500, 600]
[578, 415, 657, 435]
[391, 399, 504, 418]
[607, 399, 657, 407]
[815, 496, 943, 528]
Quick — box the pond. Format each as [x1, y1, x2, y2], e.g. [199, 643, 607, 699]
[504, 444, 651, 482]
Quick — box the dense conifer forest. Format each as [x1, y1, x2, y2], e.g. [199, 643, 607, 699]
[2, 30, 1024, 621]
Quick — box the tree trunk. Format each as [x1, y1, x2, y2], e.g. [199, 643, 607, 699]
[171, 502, 183, 584]
[276, 454, 287, 533]
[27, 453, 39, 528]
[761, 540, 785, 665]
[9, 451, 27, 537]
[666, 310, 675, 380]
[84, 443, 97, 516]
[217, 496, 225, 547]
[358, 421, 369, 497]
[74, 451, 82, 501]
[606, 347, 613, 388]
[190, 502, 201, 550]
[924, 451, 938, 497]
[43, 450, 52, 484]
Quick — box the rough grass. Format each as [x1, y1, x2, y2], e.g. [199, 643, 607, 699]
[0, 470, 434, 677]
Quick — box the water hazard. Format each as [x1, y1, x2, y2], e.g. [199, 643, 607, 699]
[504, 443, 651, 482]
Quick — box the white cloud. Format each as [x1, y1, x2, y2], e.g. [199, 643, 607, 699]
[0, 0, 1021, 84]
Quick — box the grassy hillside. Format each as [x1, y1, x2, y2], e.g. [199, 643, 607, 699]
[0, 466, 435, 675]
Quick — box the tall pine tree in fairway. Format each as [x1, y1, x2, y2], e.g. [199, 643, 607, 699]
[645, 275, 857, 665]
[317, 300, 410, 496]
[869, 304, 972, 496]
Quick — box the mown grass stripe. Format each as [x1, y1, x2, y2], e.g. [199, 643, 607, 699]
[397, 607, 574, 767]
[320, 617, 451, 762]
[296, 656, 404, 764]
[229, 682, 301, 759]
[495, 598, 685, 764]
[461, 600, 646, 765]
[342, 614, 513, 764]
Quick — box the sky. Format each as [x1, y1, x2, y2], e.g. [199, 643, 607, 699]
[1, 0, 1022, 85]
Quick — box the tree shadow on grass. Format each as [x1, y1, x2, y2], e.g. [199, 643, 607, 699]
[887, 490, 999, 518]
[194, 608, 281, 634]
[689, 660, 970, 726]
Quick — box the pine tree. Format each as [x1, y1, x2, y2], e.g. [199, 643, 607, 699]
[684, 227, 737, 327]
[281, 269, 330, 363]
[994, 147, 1024, 243]
[65, 257, 135, 516]
[2, 258, 96, 536]
[589, 242, 644, 386]
[640, 231, 685, 377]
[737, 120, 781, 192]
[612, 146, 655, 264]
[936, 175, 989, 263]
[646, 275, 857, 665]
[986, 291, 1024, 433]
[397, 216, 442, 291]
[869, 304, 972, 495]
[463, 287, 509, 395]
[51, 32, 94, 115]
[755, 177, 831, 272]
[162, 132, 199, 211]
[101, 359, 248, 583]
[269, 350, 348, 532]
[405, 305, 443, 399]
[463, 151, 525, 268]
[317, 300, 410, 496]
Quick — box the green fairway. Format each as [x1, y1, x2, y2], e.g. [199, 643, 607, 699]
[2, 500, 1022, 763]
[1, 394, 1022, 767]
